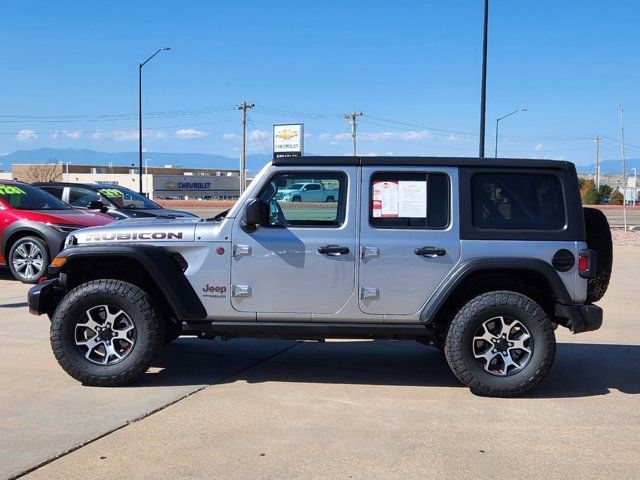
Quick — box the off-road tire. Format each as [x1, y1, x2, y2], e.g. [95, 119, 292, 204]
[583, 207, 613, 302]
[50, 280, 164, 387]
[8, 236, 49, 284]
[444, 291, 556, 397]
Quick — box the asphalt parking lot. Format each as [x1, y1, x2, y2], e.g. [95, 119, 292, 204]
[1, 247, 638, 480]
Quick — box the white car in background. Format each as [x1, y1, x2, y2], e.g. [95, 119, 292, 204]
[275, 182, 338, 202]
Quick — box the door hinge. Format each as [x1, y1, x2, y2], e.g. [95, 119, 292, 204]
[232, 285, 252, 297]
[359, 286, 380, 299]
[360, 246, 380, 259]
[233, 245, 252, 258]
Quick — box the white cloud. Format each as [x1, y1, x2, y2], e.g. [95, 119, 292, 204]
[249, 130, 268, 140]
[362, 152, 378, 157]
[16, 129, 38, 141]
[333, 133, 352, 141]
[66, 131, 82, 139]
[222, 133, 238, 140]
[50, 131, 60, 139]
[175, 128, 208, 140]
[304, 133, 312, 139]
[534, 143, 543, 151]
[91, 130, 167, 141]
[447, 134, 462, 141]
[319, 130, 432, 143]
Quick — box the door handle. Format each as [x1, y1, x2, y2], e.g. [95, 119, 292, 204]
[414, 246, 446, 257]
[318, 245, 350, 256]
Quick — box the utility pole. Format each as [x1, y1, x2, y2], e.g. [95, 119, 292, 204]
[478, 0, 489, 158]
[344, 111, 364, 157]
[238, 101, 255, 195]
[595, 135, 600, 189]
[621, 104, 627, 230]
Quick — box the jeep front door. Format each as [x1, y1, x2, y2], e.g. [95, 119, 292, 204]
[358, 167, 461, 316]
[231, 169, 356, 316]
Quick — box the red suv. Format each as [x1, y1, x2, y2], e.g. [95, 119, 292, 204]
[0, 181, 114, 283]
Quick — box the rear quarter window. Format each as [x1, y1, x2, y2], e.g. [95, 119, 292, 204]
[472, 173, 566, 230]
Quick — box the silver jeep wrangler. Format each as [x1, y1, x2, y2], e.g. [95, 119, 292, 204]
[28, 156, 612, 397]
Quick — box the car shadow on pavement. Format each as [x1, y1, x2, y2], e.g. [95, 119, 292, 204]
[138, 339, 639, 398]
[0, 266, 16, 280]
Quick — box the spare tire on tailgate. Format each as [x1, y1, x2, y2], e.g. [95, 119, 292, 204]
[583, 207, 613, 303]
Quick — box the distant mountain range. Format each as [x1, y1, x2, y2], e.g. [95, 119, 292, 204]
[0, 148, 272, 176]
[1, 148, 639, 175]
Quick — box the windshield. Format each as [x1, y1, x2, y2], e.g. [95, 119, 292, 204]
[97, 187, 161, 210]
[286, 183, 305, 190]
[0, 184, 71, 210]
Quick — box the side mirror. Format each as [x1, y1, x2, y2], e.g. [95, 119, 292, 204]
[87, 200, 104, 210]
[242, 198, 264, 232]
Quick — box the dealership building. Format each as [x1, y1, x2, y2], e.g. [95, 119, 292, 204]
[7, 164, 244, 200]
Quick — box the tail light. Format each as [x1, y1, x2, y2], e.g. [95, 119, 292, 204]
[578, 250, 597, 279]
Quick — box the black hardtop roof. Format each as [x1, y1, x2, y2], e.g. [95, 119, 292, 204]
[272, 156, 573, 170]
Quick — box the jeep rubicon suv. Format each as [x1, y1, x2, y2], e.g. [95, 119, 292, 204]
[28, 157, 612, 397]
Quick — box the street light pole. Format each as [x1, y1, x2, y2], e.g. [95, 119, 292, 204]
[138, 47, 170, 195]
[494, 108, 527, 158]
[478, 0, 489, 158]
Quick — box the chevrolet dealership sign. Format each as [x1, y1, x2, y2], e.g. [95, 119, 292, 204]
[273, 124, 303, 158]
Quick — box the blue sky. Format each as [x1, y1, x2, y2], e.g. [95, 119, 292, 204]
[1, 0, 639, 165]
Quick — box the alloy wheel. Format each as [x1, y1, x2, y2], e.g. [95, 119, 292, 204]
[472, 315, 533, 376]
[12, 241, 45, 280]
[74, 305, 136, 365]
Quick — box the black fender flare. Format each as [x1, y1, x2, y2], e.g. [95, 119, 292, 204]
[1, 220, 66, 260]
[52, 244, 207, 321]
[420, 257, 574, 324]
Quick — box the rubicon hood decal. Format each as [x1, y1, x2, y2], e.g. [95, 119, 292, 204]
[84, 231, 184, 242]
[76, 221, 197, 244]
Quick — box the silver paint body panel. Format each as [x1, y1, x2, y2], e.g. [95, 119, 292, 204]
[68, 162, 588, 323]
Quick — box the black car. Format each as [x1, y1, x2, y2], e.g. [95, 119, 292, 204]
[33, 182, 197, 220]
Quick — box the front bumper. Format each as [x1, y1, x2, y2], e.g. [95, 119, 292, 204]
[28, 278, 64, 316]
[555, 304, 603, 333]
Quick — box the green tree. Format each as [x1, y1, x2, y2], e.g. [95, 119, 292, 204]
[582, 185, 599, 205]
[610, 190, 624, 205]
[598, 184, 613, 201]
[578, 177, 586, 189]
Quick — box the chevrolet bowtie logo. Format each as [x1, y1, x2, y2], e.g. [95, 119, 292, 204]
[276, 129, 298, 140]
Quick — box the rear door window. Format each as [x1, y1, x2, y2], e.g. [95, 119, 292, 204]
[369, 172, 450, 229]
[472, 173, 566, 230]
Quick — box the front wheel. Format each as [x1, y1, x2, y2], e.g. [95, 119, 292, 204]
[9, 236, 49, 283]
[444, 291, 556, 397]
[50, 280, 164, 386]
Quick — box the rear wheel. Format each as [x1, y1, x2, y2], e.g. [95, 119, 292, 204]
[8, 236, 49, 283]
[292, 196, 301, 202]
[445, 291, 555, 397]
[325, 196, 335, 202]
[50, 280, 163, 386]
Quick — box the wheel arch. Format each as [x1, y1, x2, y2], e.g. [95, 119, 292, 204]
[53, 245, 206, 322]
[421, 258, 573, 330]
[2, 222, 54, 261]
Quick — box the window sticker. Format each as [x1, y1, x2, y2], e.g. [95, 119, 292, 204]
[372, 181, 399, 218]
[0, 185, 26, 195]
[398, 181, 427, 218]
[99, 188, 124, 198]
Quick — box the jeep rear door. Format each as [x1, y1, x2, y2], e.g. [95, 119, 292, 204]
[230, 168, 356, 316]
[358, 166, 461, 316]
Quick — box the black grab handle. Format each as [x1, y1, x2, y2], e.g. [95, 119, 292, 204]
[414, 246, 446, 257]
[318, 245, 350, 255]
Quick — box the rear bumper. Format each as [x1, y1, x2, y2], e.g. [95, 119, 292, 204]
[555, 303, 603, 333]
[28, 278, 64, 316]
